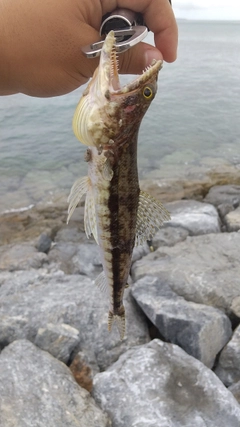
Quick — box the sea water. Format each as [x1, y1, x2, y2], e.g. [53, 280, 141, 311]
[1, 20, 240, 211]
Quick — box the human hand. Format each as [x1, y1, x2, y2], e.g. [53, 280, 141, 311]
[1, 0, 178, 97]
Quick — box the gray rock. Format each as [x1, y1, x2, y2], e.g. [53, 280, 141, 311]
[215, 325, 240, 386]
[152, 225, 189, 249]
[165, 199, 220, 235]
[0, 339, 110, 427]
[55, 225, 86, 243]
[0, 269, 149, 370]
[36, 233, 52, 253]
[34, 323, 80, 363]
[225, 207, 240, 231]
[48, 242, 102, 277]
[0, 243, 48, 271]
[132, 276, 232, 368]
[229, 381, 240, 405]
[132, 232, 240, 316]
[217, 203, 234, 220]
[71, 244, 102, 276]
[93, 339, 240, 427]
[231, 297, 240, 317]
[132, 243, 150, 263]
[204, 184, 240, 208]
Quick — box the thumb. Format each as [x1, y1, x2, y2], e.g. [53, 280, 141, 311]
[118, 42, 163, 75]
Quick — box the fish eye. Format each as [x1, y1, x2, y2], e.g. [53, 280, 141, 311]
[143, 86, 153, 99]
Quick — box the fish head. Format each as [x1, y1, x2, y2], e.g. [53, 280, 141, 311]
[73, 31, 162, 148]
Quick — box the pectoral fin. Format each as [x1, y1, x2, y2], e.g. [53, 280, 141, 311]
[67, 176, 89, 223]
[67, 176, 98, 244]
[135, 191, 171, 246]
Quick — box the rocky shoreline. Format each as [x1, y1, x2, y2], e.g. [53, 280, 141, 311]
[1, 180, 240, 426]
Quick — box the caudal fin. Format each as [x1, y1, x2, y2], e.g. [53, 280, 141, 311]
[108, 307, 125, 341]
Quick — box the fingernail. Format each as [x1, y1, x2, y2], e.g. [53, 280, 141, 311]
[144, 48, 163, 67]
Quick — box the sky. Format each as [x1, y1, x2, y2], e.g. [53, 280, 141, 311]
[173, 0, 240, 20]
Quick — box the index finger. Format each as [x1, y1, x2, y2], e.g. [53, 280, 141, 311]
[101, 0, 178, 62]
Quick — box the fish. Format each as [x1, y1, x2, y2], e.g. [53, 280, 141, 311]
[67, 31, 170, 340]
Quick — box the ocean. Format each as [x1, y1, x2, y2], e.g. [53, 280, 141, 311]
[1, 20, 240, 212]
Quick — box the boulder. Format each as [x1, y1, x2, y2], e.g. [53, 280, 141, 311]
[165, 199, 220, 235]
[225, 207, 240, 232]
[48, 242, 102, 277]
[34, 323, 80, 364]
[152, 225, 189, 249]
[229, 381, 240, 405]
[132, 276, 232, 368]
[0, 242, 48, 271]
[93, 339, 240, 427]
[215, 325, 240, 386]
[204, 185, 240, 208]
[0, 339, 110, 427]
[132, 232, 240, 317]
[0, 269, 149, 370]
[36, 233, 52, 253]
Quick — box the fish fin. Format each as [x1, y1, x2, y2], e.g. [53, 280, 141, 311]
[102, 159, 114, 181]
[135, 190, 171, 246]
[84, 187, 98, 244]
[67, 176, 89, 223]
[95, 271, 109, 294]
[108, 307, 126, 341]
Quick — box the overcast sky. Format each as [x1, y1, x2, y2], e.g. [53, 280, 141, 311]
[173, 0, 240, 20]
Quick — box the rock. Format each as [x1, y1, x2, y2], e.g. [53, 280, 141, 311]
[0, 269, 149, 370]
[0, 339, 110, 427]
[36, 233, 52, 253]
[0, 243, 48, 271]
[48, 242, 102, 277]
[215, 325, 240, 386]
[140, 178, 185, 202]
[71, 244, 102, 276]
[152, 225, 189, 249]
[132, 276, 232, 368]
[132, 243, 150, 263]
[70, 351, 95, 392]
[231, 297, 240, 317]
[48, 242, 79, 273]
[0, 202, 67, 246]
[217, 203, 234, 220]
[93, 339, 240, 427]
[165, 199, 220, 235]
[34, 323, 80, 364]
[225, 207, 240, 231]
[204, 185, 240, 208]
[55, 224, 86, 243]
[132, 232, 240, 317]
[229, 382, 240, 405]
[141, 167, 240, 203]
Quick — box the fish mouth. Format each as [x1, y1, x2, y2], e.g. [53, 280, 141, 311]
[103, 31, 163, 95]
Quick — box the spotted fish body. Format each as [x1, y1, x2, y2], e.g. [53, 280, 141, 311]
[68, 31, 170, 339]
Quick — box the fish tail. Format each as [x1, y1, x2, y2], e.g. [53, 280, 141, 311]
[108, 306, 126, 341]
